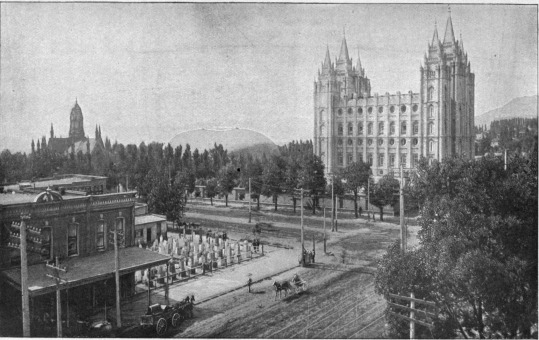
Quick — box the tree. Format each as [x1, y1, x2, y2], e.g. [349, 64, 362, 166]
[217, 164, 238, 207]
[246, 157, 264, 210]
[375, 155, 538, 339]
[297, 155, 326, 214]
[341, 161, 371, 217]
[261, 155, 286, 211]
[147, 170, 185, 226]
[205, 178, 218, 206]
[369, 174, 399, 221]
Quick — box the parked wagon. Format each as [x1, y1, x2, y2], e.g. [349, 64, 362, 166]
[140, 297, 194, 336]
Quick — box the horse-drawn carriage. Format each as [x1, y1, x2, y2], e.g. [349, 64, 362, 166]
[140, 296, 194, 336]
[272, 275, 308, 300]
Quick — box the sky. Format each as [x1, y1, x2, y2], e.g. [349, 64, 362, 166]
[1, 3, 537, 153]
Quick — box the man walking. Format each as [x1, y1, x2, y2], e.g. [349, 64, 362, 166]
[247, 277, 253, 293]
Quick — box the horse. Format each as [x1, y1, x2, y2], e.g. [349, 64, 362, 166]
[272, 280, 292, 300]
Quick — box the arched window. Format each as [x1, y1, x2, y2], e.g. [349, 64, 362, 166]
[378, 122, 385, 135]
[428, 105, 434, 118]
[413, 121, 419, 135]
[348, 123, 353, 136]
[338, 108, 343, 116]
[320, 124, 326, 136]
[428, 122, 435, 135]
[347, 139, 353, 146]
[338, 123, 343, 136]
[390, 122, 395, 135]
[401, 122, 407, 135]
[428, 87, 435, 101]
[347, 108, 353, 115]
[358, 122, 363, 135]
[429, 140, 435, 153]
[368, 122, 373, 135]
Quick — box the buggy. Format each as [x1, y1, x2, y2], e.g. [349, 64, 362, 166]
[140, 298, 194, 336]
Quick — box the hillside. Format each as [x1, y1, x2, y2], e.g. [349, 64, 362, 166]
[169, 128, 278, 153]
[475, 95, 538, 127]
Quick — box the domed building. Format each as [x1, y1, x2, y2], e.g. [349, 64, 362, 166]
[39, 100, 104, 155]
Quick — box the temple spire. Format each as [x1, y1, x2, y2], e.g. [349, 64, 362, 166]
[356, 47, 363, 75]
[338, 35, 350, 63]
[323, 45, 331, 69]
[443, 7, 456, 44]
[432, 20, 439, 45]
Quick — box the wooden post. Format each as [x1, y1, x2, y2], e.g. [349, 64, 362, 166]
[114, 224, 121, 328]
[165, 263, 169, 303]
[147, 267, 151, 307]
[331, 174, 335, 231]
[400, 166, 405, 254]
[300, 188, 305, 267]
[410, 292, 416, 340]
[323, 206, 326, 253]
[248, 178, 252, 223]
[55, 257, 62, 338]
[335, 195, 338, 232]
[20, 214, 31, 337]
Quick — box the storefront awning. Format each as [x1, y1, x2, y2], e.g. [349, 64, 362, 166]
[135, 214, 166, 226]
[1, 247, 171, 297]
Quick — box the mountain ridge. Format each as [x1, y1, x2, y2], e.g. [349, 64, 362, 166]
[475, 95, 538, 127]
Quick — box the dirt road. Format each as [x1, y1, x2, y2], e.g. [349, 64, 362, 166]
[161, 203, 413, 338]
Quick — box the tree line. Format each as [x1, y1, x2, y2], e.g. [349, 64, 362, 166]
[375, 141, 538, 338]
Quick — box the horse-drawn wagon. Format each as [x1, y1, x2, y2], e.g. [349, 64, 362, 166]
[139, 296, 194, 335]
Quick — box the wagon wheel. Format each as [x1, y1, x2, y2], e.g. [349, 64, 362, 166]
[171, 313, 181, 328]
[156, 318, 167, 335]
[302, 282, 308, 291]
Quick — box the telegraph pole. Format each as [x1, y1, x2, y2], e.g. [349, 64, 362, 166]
[331, 174, 335, 232]
[46, 257, 67, 338]
[20, 214, 31, 337]
[323, 204, 326, 254]
[114, 224, 121, 328]
[248, 178, 252, 223]
[400, 166, 406, 254]
[109, 222, 123, 328]
[300, 188, 305, 267]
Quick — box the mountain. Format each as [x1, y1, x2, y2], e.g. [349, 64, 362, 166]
[169, 128, 278, 154]
[475, 95, 538, 128]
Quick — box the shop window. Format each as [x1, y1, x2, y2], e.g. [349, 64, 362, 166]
[68, 223, 78, 256]
[97, 220, 105, 251]
[41, 226, 52, 260]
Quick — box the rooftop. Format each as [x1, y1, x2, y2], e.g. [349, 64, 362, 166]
[135, 214, 167, 225]
[1, 247, 171, 297]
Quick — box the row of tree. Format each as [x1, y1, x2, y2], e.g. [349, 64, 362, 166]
[475, 117, 537, 156]
[375, 143, 538, 338]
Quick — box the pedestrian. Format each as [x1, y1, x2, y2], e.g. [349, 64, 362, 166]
[312, 249, 315, 263]
[247, 277, 253, 293]
[359, 206, 363, 217]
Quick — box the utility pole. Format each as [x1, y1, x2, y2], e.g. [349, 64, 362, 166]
[300, 188, 305, 267]
[331, 173, 335, 232]
[367, 180, 370, 221]
[46, 257, 67, 338]
[323, 204, 326, 254]
[335, 195, 338, 232]
[109, 222, 124, 328]
[248, 178, 252, 223]
[400, 166, 406, 254]
[410, 292, 416, 339]
[20, 214, 31, 337]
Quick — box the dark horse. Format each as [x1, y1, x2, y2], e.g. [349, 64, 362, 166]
[272, 280, 292, 300]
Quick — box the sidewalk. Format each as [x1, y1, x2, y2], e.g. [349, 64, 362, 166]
[95, 245, 299, 328]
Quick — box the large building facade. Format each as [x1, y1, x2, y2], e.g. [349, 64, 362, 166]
[314, 14, 475, 179]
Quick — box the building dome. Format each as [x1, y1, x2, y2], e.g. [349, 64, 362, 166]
[34, 188, 63, 203]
